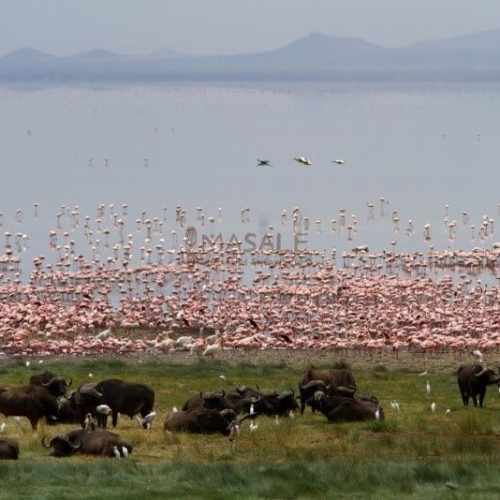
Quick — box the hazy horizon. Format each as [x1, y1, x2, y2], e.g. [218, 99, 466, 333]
[2, 1, 500, 57]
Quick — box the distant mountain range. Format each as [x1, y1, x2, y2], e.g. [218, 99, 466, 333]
[1, 30, 500, 83]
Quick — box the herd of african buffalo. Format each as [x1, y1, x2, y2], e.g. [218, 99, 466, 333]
[0, 362, 498, 460]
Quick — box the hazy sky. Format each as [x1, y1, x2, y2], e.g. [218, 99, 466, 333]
[2, 1, 500, 56]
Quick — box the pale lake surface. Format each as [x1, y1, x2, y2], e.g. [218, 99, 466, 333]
[0, 82, 498, 278]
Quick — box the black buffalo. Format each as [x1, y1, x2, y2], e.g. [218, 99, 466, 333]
[29, 371, 71, 398]
[182, 390, 227, 412]
[457, 364, 500, 407]
[258, 390, 299, 416]
[73, 379, 155, 428]
[299, 367, 357, 413]
[182, 390, 273, 415]
[164, 408, 238, 436]
[0, 385, 59, 430]
[306, 392, 383, 422]
[43, 429, 132, 458]
[0, 439, 19, 460]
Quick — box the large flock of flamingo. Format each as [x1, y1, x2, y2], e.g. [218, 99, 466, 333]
[0, 201, 498, 357]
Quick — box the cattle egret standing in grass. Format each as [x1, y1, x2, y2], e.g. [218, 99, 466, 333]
[96, 404, 112, 415]
[219, 375, 226, 381]
[375, 406, 381, 421]
[88, 373, 93, 378]
[113, 446, 121, 459]
[289, 410, 295, 419]
[25, 361, 30, 368]
[250, 421, 259, 432]
[431, 402, 436, 413]
[426, 381, 431, 395]
[143, 411, 157, 431]
[250, 404, 255, 415]
[172, 406, 178, 413]
[275, 415, 280, 426]
[0, 422, 5, 433]
[121, 446, 129, 458]
[390, 400, 400, 412]
[445, 409, 451, 415]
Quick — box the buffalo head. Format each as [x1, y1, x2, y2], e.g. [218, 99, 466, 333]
[474, 366, 500, 384]
[43, 434, 81, 457]
[201, 390, 226, 411]
[42, 377, 70, 398]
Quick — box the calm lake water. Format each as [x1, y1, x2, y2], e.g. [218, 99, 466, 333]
[0, 83, 498, 275]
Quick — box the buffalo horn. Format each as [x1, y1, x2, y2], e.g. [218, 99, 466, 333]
[42, 435, 52, 449]
[277, 390, 293, 400]
[42, 377, 58, 387]
[79, 384, 103, 398]
[337, 385, 355, 395]
[69, 437, 81, 450]
[474, 368, 489, 377]
[300, 379, 327, 390]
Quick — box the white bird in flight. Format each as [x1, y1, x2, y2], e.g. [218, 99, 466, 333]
[333, 159, 345, 165]
[293, 156, 312, 166]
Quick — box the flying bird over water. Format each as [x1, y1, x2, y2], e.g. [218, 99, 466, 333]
[333, 159, 345, 165]
[257, 159, 272, 167]
[293, 156, 312, 166]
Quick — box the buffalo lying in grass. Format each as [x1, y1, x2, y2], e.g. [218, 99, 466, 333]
[164, 408, 239, 436]
[299, 367, 357, 413]
[306, 391, 383, 422]
[43, 429, 132, 458]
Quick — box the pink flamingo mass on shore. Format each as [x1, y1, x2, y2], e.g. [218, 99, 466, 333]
[0, 201, 498, 357]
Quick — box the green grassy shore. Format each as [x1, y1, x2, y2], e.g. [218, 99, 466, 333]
[0, 352, 498, 499]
